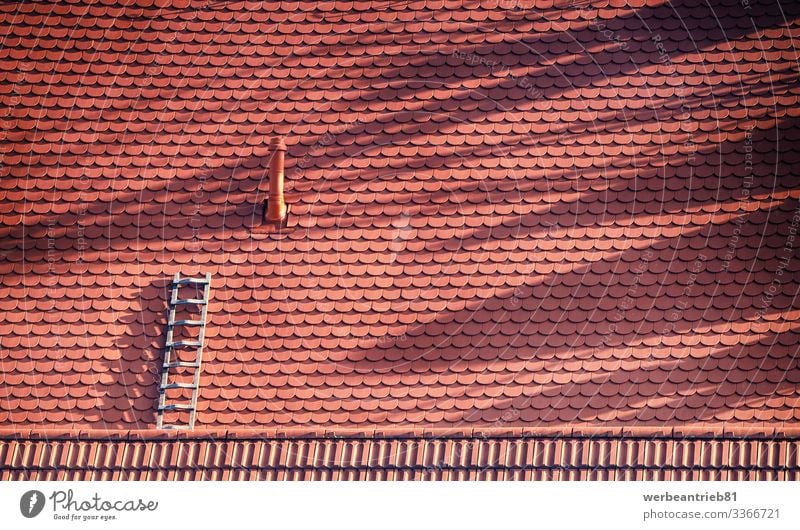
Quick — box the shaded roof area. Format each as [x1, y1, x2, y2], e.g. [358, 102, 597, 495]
[1, 0, 799, 441]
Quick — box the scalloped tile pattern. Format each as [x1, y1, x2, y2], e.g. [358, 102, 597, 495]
[1, 0, 800, 430]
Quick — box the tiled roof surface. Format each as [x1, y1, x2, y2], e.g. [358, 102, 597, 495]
[1, 0, 800, 434]
[3, 427, 800, 481]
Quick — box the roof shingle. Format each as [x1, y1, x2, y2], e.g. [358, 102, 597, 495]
[0, 0, 799, 436]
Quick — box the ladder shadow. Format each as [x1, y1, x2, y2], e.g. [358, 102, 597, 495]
[95, 277, 173, 429]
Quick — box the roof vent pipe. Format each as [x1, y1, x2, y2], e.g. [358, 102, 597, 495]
[265, 136, 287, 223]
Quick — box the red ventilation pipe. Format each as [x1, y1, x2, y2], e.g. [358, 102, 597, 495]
[265, 136, 287, 223]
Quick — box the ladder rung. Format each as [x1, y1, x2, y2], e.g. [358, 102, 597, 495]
[173, 277, 210, 285]
[165, 361, 201, 369]
[166, 340, 202, 348]
[160, 382, 197, 390]
[158, 404, 195, 411]
[174, 298, 206, 305]
[171, 319, 204, 326]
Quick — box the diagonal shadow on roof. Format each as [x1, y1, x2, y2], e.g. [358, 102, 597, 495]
[0, 1, 799, 428]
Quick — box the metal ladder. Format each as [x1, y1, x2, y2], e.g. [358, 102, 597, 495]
[156, 272, 211, 430]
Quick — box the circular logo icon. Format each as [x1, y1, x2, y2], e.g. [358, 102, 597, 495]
[20, 490, 45, 518]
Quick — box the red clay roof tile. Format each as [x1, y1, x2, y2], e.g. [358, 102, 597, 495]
[1, 0, 800, 436]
